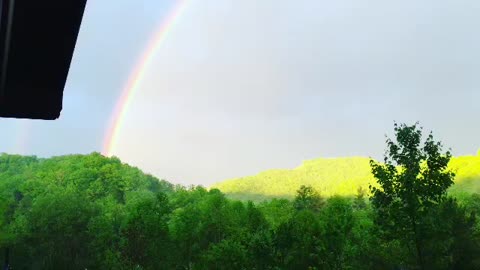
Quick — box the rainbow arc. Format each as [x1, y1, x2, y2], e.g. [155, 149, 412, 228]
[102, 0, 188, 156]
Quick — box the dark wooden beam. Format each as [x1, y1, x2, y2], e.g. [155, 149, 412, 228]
[0, 0, 88, 119]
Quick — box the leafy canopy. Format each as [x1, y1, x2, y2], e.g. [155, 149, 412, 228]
[369, 122, 456, 269]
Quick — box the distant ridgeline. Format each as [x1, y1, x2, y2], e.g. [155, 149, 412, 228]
[1, 151, 479, 204]
[211, 152, 480, 202]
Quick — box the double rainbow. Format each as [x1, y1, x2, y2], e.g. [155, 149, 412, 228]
[102, 0, 188, 156]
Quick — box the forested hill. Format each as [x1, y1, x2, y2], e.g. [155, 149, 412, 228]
[1, 148, 480, 269]
[0, 152, 178, 268]
[211, 153, 480, 201]
[0, 152, 175, 208]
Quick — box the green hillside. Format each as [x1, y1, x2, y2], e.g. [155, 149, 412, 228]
[2, 125, 479, 269]
[211, 152, 480, 202]
[0, 152, 175, 210]
[1, 147, 480, 268]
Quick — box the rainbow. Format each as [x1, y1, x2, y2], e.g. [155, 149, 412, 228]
[102, 0, 188, 156]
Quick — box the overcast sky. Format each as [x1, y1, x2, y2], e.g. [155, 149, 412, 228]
[1, 0, 479, 186]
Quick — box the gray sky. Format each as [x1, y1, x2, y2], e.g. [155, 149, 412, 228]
[1, 0, 479, 186]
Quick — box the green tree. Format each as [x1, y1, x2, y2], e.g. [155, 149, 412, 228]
[293, 185, 324, 212]
[274, 210, 322, 269]
[200, 238, 248, 270]
[87, 196, 127, 269]
[353, 186, 367, 210]
[319, 196, 355, 269]
[431, 197, 480, 269]
[244, 201, 269, 232]
[245, 229, 275, 270]
[369, 123, 455, 269]
[13, 189, 95, 269]
[258, 198, 293, 229]
[122, 192, 173, 269]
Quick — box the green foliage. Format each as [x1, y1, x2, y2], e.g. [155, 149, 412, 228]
[258, 198, 293, 229]
[274, 209, 322, 269]
[211, 157, 375, 201]
[370, 123, 454, 226]
[353, 186, 367, 210]
[0, 130, 480, 270]
[430, 197, 480, 269]
[122, 192, 172, 269]
[211, 154, 480, 202]
[200, 238, 248, 270]
[293, 185, 324, 212]
[317, 196, 355, 269]
[369, 123, 476, 270]
[0, 153, 173, 269]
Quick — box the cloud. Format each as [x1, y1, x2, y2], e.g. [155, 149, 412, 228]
[6, 0, 477, 185]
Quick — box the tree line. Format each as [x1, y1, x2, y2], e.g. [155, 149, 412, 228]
[1, 123, 480, 269]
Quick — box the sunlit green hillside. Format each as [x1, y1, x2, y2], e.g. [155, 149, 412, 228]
[211, 152, 480, 201]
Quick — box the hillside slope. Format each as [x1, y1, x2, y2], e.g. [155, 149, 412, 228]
[211, 153, 480, 201]
[0, 152, 175, 206]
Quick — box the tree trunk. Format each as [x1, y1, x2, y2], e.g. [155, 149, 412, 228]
[3, 247, 9, 270]
[411, 216, 425, 270]
[414, 239, 425, 270]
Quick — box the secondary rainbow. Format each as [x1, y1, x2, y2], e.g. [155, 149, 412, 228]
[102, 0, 188, 156]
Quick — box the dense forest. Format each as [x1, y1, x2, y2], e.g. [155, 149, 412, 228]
[1, 123, 480, 269]
[212, 154, 480, 202]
